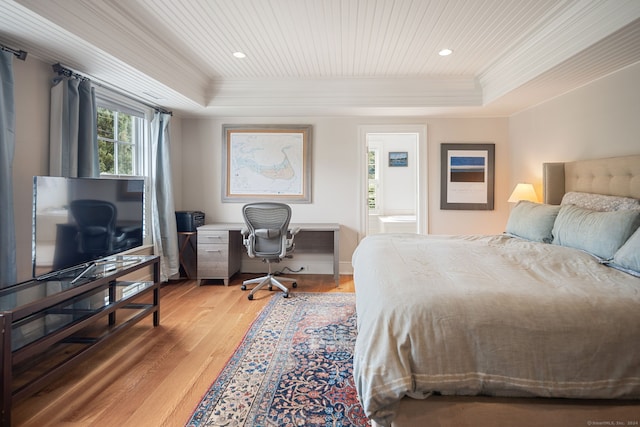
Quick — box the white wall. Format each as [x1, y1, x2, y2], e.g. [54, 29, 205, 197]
[179, 116, 510, 273]
[425, 118, 510, 235]
[509, 61, 640, 199]
[13, 55, 636, 280]
[10, 56, 186, 282]
[9, 57, 510, 280]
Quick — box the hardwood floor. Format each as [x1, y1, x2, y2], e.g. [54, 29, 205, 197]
[11, 274, 355, 427]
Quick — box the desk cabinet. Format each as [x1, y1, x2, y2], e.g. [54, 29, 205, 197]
[197, 226, 242, 285]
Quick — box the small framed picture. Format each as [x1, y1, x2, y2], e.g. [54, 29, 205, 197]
[389, 151, 408, 167]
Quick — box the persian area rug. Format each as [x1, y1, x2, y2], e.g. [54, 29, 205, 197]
[186, 292, 371, 427]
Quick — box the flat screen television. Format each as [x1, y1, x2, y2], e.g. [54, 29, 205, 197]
[32, 176, 145, 278]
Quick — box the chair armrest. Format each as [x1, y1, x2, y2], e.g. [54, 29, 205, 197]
[241, 227, 255, 257]
[284, 227, 301, 256]
[289, 226, 301, 236]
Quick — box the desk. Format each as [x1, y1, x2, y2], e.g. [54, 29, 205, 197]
[197, 223, 339, 285]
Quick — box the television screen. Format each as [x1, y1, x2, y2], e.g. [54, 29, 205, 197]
[32, 176, 145, 278]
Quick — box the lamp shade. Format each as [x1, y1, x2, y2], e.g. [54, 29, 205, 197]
[508, 183, 538, 203]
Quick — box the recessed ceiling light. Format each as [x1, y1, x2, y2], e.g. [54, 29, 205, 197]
[439, 48, 453, 56]
[233, 51, 247, 59]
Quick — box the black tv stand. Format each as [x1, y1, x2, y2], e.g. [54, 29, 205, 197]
[0, 255, 160, 426]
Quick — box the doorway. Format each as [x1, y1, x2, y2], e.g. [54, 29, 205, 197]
[358, 125, 427, 239]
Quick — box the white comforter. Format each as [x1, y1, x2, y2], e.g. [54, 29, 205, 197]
[352, 234, 640, 426]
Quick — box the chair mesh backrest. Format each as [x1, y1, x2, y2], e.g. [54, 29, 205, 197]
[243, 203, 291, 257]
[70, 199, 118, 253]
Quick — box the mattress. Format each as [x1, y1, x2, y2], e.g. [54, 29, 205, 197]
[352, 233, 640, 426]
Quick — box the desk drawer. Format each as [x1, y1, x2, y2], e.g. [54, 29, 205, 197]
[198, 244, 228, 263]
[198, 230, 229, 243]
[198, 257, 230, 275]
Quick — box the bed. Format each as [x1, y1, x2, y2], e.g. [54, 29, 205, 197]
[352, 155, 640, 427]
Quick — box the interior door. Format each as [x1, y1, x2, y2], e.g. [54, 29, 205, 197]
[358, 125, 427, 239]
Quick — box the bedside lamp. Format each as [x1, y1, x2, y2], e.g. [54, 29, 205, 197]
[508, 183, 538, 203]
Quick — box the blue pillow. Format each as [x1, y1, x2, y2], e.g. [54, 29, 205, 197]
[552, 204, 640, 260]
[610, 228, 640, 276]
[505, 201, 561, 243]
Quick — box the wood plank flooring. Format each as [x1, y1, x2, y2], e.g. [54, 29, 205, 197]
[11, 274, 355, 427]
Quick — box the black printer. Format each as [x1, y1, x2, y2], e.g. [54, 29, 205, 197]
[175, 211, 205, 232]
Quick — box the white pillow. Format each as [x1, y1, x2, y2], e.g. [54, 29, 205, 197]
[561, 191, 640, 211]
[505, 201, 560, 243]
[552, 204, 640, 260]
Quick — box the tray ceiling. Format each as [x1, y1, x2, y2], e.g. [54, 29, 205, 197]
[1, 0, 640, 117]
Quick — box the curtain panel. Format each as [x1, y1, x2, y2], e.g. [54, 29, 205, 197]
[50, 77, 99, 177]
[151, 112, 178, 282]
[0, 50, 17, 288]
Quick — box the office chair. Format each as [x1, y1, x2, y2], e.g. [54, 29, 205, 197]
[240, 202, 300, 300]
[70, 199, 128, 257]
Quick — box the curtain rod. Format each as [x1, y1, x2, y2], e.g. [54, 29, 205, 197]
[52, 63, 173, 116]
[52, 62, 88, 81]
[0, 43, 28, 61]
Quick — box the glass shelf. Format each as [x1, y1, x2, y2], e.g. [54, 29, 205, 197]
[0, 255, 155, 313]
[10, 280, 154, 352]
[1, 255, 160, 425]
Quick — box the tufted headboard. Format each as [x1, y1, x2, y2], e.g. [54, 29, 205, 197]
[543, 155, 640, 205]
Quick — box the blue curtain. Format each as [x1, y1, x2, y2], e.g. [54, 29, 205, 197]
[50, 77, 99, 177]
[0, 50, 17, 288]
[151, 112, 178, 281]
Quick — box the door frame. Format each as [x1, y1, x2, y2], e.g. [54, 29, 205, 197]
[357, 124, 428, 240]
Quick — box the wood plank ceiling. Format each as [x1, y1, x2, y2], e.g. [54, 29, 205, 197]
[1, 0, 640, 116]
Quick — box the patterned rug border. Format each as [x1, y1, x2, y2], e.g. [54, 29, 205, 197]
[185, 292, 364, 427]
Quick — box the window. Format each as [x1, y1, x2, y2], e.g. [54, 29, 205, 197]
[97, 106, 144, 176]
[368, 146, 381, 214]
[95, 94, 153, 247]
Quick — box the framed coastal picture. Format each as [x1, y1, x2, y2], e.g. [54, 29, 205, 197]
[440, 143, 495, 210]
[388, 151, 408, 167]
[222, 124, 312, 203]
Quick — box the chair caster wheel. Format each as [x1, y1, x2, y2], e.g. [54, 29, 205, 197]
[241, 285, 247, 291]
[268, 286, 273, 291]
[283, 293, 289, 298]
[248, 294, 254, 300]
[292, 282, 297, 288]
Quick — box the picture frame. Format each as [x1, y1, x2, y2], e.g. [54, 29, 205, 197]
[222, 124, 312, 203]
[388, 151, 408, 167]
[440, 143, 495, 210]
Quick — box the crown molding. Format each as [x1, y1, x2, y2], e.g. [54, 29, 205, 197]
[207, 77, 482, 109]
[479, 0, 640, 104]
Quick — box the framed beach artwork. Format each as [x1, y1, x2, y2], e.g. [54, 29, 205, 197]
[440, 143, 495, 210]
[222, 124, 312, 203]
[388, 151, 408, 167]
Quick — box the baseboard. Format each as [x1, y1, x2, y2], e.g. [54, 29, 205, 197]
[241, 253, 333, 275]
